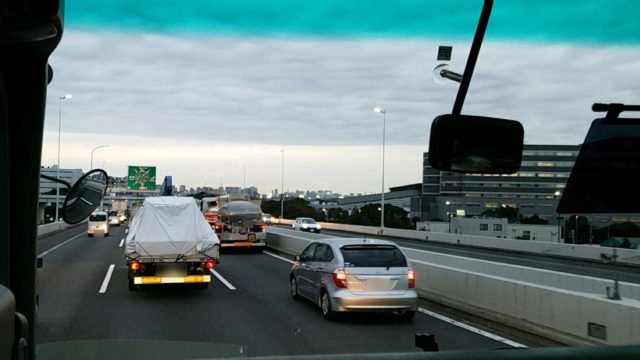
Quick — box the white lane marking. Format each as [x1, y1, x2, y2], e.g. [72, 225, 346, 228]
[418, 308, 528, 348]
[99, 264, 116, 294]
[125, 229, 129, 234]
[118, 239, 125, 248]
[210, 269, 236, 290]
[37, 232, 84, 257]
[264, 251, 294, 264]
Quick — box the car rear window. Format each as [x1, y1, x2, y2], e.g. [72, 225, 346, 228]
[90, 214, 107, 221]
[340, 245, 407, 267]
[301, 219, 315, 224]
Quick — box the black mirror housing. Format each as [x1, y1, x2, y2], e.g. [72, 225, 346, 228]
[428, 114, 524, 174]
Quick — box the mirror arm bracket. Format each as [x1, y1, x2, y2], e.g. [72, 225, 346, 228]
[39, 174, 71, 188]
[452, 0, 493, 115]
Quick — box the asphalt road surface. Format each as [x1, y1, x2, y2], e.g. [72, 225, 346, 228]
[35, 225, 534, 357]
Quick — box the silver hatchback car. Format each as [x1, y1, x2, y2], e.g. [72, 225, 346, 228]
[290, 238, 418, 320]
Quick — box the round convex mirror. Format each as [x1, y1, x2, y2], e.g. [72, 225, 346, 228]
[62, 169, 109, 224]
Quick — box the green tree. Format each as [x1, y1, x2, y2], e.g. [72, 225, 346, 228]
[261, 199, 321, 220]
[348, 204, 412, 229]
[564, 216, 592, 244]
[593, 222, 640, 242]
[327, 207, 349, 223]
[482, 205, 519, 222]
[521, 214, 549, 224]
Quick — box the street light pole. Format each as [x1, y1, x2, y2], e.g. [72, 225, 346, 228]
[55, 94, 72, 223]
[446, 201, 451, 233]
[90, 145, 110, 169]
[241, 164, 246, 193]
[280, 149, 284, 220]
[374, 107, 386, 230]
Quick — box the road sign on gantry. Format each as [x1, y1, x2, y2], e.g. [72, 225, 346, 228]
[127, 166, 156, 190]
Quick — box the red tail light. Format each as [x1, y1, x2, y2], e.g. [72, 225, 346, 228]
[407, 268, 416, 288]
[204, 260, 216, 270]
[258, 224, 266, 231]
[332, 268, 348, 288]
[130, 260, 140, 271]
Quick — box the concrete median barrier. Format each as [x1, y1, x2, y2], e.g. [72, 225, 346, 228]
[274, 219, 640, 266]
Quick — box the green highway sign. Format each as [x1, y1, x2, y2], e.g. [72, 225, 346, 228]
[127, 166, 156, 190]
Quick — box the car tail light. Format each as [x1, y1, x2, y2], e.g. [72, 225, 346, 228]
[332, 268, 347, 288]
[130, 260, 140, 271]
[258, 223, 266, 231]
[407, 268, 416, 288]
[204, 260, 216, 270]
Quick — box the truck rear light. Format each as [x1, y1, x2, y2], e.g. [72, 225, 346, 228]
[407, 268, 416, 288]
[130, 260, 141, 271]
[332, 268, 347, 288]
[204, 260, 216, 270]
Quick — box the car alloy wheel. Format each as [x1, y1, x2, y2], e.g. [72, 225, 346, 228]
[320, 292, 335, 320]
[290, 277, 300, 299]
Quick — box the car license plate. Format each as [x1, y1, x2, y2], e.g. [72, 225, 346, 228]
[248, 234, 256, 241]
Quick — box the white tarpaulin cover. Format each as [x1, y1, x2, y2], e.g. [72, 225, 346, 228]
[125, 197, 220, 258]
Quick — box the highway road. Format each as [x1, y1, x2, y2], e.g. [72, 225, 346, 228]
[271, 226, 640, 284]
[34, 225, 539, 357]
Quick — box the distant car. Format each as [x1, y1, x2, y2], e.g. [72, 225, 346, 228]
[118, 212, 127, 222]
[88, 211, 110, 237]
[293, 217, 321, 233]
[289, 238, 417, 320]
[262, 213, 273, 225]
[108, 211, 121, 226]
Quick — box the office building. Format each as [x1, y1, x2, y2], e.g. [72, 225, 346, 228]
[421, 145, 580, 223]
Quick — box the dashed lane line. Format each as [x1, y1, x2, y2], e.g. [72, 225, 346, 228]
[98, 264, 116, 294]
[210, 269, 237, 290]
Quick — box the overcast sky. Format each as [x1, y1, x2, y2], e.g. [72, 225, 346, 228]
[40, 1, 640, 195]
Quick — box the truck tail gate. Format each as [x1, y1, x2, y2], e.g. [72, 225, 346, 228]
[133, 275, 211, 285]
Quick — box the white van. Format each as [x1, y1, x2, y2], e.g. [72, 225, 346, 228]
[87, 211, 109, 237]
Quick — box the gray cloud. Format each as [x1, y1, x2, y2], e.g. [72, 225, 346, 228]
[42, 32, 639, 192]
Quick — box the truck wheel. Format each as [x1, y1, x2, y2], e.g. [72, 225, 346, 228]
[128, 278, 139, 291]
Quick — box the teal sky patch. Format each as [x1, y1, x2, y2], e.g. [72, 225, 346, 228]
[66, 0, 640, 43]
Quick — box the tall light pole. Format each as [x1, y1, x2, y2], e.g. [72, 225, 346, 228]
[446, 200, 452, 233]
[574, 215, 583, 244]
[242, 164, 246, 193]
[90, 145, 110, 169]
[55, 94, 72, 223]
[374, 107, 386, 229]
[280, 149, 285, 220]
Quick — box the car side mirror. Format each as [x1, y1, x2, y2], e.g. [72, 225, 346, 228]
[428, 114, 524, 174]
[294, 255, 301, 262]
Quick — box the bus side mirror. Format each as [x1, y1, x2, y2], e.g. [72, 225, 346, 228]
[428, 114, 524, 174]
